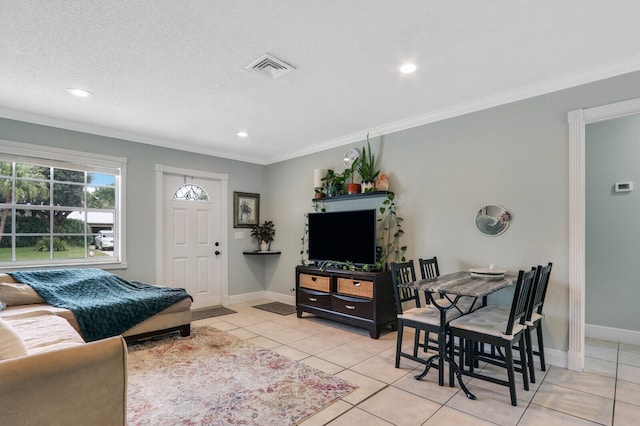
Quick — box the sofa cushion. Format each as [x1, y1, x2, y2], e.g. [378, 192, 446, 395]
[0, 317, 28, 360]
[0, 282, 46, 305]
[5, 311, 85, 355]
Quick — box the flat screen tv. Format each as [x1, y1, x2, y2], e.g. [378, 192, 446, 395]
[308, 209, 377, 266]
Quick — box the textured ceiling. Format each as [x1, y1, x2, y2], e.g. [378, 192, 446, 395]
[2, 1, 640, 164]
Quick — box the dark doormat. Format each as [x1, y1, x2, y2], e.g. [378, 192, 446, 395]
[191, 306, 237, 321]
[252, 302, 297, 316]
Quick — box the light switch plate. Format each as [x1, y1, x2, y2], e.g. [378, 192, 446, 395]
[614, 182, 633, 192]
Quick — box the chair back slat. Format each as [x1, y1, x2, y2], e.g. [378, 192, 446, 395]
[505, 268, 536, 335]
[418, 257, 440, 280]
[390, 261, 419, 314]
[530, 262, 552, 315]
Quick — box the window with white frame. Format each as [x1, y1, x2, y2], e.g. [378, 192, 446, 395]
[0, 140, 126, 268]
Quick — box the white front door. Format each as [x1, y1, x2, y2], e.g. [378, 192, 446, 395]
[163, 173, 223, 309]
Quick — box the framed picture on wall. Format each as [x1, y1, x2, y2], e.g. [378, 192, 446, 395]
[233, 192, 260, 228]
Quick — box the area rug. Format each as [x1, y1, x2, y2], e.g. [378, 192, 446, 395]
[252, 301, 297, 316]
[191, 306, 237, 321]
[127, 326, 356, 425]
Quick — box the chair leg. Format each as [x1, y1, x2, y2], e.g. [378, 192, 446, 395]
[536, 324, 546, 371]
[517, 338, 529, 392]
[413, 329, 421, 357]
[525, 328, 536, 383]
[395, 324, 404, 368]
[504, 346, 518, 407]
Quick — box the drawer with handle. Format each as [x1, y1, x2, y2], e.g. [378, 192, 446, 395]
[337, 277, 373, 298]
[298, 287, 331, 310]
[331, 294, 373, 319]
[299, 273, 331, 292]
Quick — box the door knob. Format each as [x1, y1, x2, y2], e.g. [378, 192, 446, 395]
[215, 251, 221, 255]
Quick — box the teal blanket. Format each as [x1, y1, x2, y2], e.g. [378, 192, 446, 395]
[9, 269, 192, 342]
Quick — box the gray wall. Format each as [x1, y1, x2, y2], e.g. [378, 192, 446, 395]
[264, 70, 640, 353]
[0, 117, 266, 296]
[586, 114, 640, 331]
[5, 69, 640, 354]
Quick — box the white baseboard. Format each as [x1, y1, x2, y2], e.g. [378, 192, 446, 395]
[586, 323, 640, 346]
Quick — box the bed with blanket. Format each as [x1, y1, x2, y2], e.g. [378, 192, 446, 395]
[0, 269, 192, 342]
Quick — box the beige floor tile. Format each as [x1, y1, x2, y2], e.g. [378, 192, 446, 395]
[423, 406, 497, 425]
[225, 327, 258, 340]
[350, 355, 412, 384]
[335, 370, 387, 405]
[392, 366, 463, 405]
[300, 356, 345, 375]
[585, 338, 618, 362]
[446, 384, 526, 425]
[584, 356, 617, 378]
[617, 363, 640, 385]
[358, 386, 441, 426]
[613, 400, 640, 426]
[520, 404, 602, 425]
[298, 400, 353, 426]
[464, 364, 538, 403]
[271, 344, 309, 361]
[220, 312, 265, 327]
[343, 333, 396, 355]
[287, 334, 344, 355]
[615, 379, 640, 407]
[618, 349, 640, 368]
[209, 320, 238, 331]
[532, 382, 613, 425]
[544, 365, 616, 399]
[245, 335, 280, 349]
[327, 407, 393, 426]
[317, 344, 376, 368]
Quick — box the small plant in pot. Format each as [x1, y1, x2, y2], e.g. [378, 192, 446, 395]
[343, 157, 361, 194]
[358, 134, 380, 193]
[251, 220, 275, 251]
[322, 169, 346, 197]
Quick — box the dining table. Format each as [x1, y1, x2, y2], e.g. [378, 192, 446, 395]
[398, 270, 516, 400]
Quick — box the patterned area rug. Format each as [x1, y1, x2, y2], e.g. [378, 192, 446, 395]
[127, 326, 356, 425]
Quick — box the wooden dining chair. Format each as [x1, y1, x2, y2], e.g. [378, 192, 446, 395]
[523, 262, 553, 383]
[391, 261, 465, 385]
[448, 268, 536, 406]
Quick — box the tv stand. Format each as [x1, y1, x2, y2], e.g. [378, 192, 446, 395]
[295, 265, 397, 339]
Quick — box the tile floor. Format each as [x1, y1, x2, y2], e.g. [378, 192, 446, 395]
[193, 300, 640, 425]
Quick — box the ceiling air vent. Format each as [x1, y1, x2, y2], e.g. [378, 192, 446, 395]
[245, 53, 295, 80]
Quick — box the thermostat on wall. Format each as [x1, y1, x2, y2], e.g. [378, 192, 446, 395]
[614, 182, 633, 192]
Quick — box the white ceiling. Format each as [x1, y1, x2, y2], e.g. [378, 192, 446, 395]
[2, 1, 640, 165]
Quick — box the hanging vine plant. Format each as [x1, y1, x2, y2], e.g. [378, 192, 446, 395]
[376, 192, 407, 270]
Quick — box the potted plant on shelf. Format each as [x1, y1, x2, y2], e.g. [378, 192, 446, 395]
[251, 220, 275, 251]
[358, 134, 380, 193]
[322, 169, 346, 197]
[343, 158, 361, 194]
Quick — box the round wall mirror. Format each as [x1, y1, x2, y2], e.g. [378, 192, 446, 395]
[475, 204, 511, 236]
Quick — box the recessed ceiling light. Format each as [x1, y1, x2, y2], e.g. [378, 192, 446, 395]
[400, 63, 417, 74]
[67, 88, 93, 97]
[237, 131, 249, 138]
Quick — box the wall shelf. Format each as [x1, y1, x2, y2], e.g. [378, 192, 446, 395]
[243, 251, 281, 255]
[311, 191, 392, 203]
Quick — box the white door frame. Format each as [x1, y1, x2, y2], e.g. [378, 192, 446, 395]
[155, 164, 229, 303]
[568, 97, 640, 371]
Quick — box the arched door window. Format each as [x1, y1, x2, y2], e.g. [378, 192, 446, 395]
[173, 183, 210, 202]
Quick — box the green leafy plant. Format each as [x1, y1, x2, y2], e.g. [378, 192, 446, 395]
[357, 134, 380, 188]
[322, 169, 346, 196]
[251, 220, 275, 244]
[376, 192, 406, 270]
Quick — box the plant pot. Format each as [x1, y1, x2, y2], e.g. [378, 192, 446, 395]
[361, 181, 376, 193]
[346, 183, 361, 195]
[314, 192, 326, 199]
[259, 241, 270, 252]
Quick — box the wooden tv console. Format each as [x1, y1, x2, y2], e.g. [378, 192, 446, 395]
[295, 265, 397, 339]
